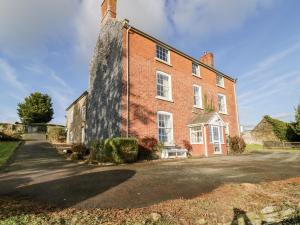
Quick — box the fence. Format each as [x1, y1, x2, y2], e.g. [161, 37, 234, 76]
[263, 141, 300, 150]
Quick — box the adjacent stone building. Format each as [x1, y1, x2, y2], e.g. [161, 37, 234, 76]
[67, 0, 240, 157]
[66, 91, 88, 144]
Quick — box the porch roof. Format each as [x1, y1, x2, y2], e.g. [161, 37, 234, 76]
[188, 112, 225, 126]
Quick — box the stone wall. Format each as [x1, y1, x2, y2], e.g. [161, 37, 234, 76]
[85, 18, 123, 143]
[66, 94, 87, 144]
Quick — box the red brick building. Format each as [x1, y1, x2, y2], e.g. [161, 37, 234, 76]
[83, 0, 240, 158]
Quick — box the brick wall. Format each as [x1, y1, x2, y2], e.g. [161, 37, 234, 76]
[121, 28, 239, 156]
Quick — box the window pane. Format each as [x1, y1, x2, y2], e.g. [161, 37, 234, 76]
[157, 73, 170, 99]
[158, 113, 172, 143]
[190, 126, 203, 143]
[193, 86, 201, 107]
[216, 75, 224, 87]
[156, 45, 169, 62]
[218, 95, 225, 112]
[192, 63, 199, 75]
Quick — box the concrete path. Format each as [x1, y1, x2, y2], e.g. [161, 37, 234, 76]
[0, 141, 300, 209]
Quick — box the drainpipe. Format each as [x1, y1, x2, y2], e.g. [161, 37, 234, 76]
[204, 124, 208, 157]
[126, 24, 131, 138]
[233, 79, 241, 136]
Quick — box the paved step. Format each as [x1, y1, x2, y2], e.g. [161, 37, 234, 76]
[22, 133, 46, 141]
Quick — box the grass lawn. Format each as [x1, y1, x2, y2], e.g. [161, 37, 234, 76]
[245, 144, 263, 152]
[246, 144, 300, 153]
[0, 142, 20, 166]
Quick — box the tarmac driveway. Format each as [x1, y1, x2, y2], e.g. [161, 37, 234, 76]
[0, 141, 300, 209]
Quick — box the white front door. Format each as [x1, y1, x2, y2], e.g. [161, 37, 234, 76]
[211, 125, 222, 154]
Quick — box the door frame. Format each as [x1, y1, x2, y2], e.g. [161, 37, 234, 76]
[210, 125, 222, 154]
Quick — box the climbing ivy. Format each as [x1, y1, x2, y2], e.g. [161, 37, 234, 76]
[263, 115, 288, 141]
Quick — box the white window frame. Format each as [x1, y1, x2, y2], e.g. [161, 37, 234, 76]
[192, 62, 201, 77]
[217, 94, 227, 114]
[216, 74, 225, 88]
[157, 111, 174, 146]
[190, 126, 204, 144]
[193, 85, 203, 109]
[156, 71, 173, 102]
[155, 45, 171, 64]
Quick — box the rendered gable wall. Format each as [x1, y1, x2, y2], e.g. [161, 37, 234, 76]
[85, 19, 123, 143]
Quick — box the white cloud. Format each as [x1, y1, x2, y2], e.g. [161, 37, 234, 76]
[74, 0, 100, 61]
[118, 0, 168, 37]
[0, 58, 28, 94]
[0, 0, 78, 58]
[272, 112, 294, 121]
[241, 41, 300, 79]
[169, 0, 273, 39]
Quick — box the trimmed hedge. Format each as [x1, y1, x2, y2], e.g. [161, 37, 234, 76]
[71, 144, 89, 160]
[47, 126, 66, 143]
[90, 138, 138, 164]
[0, 132, 20, 141]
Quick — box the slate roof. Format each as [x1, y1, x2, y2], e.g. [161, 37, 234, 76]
[188, 112, 216, 125]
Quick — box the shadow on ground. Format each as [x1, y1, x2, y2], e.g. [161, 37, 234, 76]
[1, 170, 135, 208]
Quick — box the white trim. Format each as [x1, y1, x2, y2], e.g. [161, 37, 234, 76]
[156, 71, 173, 102]
[216, 74, 225, 88]
[155, 57, 172, 67]
[189, 126, 204, 144]
[217, 93, 227, 114]
[203, 125, 208, 157]
[155, 45, 171, 65]
[155, 96, 174, 102]
[192, 62, 201, 77]
[193, 84, 203, 109]
[126, 26, 131, 137]
[233, 82, 241, 136]
[157, 111, 174, 146]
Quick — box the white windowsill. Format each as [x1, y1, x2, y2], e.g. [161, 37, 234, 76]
[164, 143, 176, 147]
[191, 142, 204, 145]
[214, 152, 223, 155]
[192, 73, 202, 78]
[219, 111, 229, 115]
[156, 96, 174, 103]
[193, 105, 204, 109]
[217, 84, 225, 89]
[155, 57, 172, 67]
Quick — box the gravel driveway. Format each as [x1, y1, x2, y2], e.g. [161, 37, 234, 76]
[0, 141, 299, 209]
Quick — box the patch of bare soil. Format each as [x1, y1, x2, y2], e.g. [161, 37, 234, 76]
[1, 177, 299, 225]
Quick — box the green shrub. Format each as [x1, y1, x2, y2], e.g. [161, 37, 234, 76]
[230, 136, 246, 154]
[71, 144, 89, 159]
[47, 126, 66, 143]
[70, 152, 80, 161]
[138, 136, 161, 160]
[89, 140, 106, 162]
[0, 132, 20, 141]
[109, 138, 138, 163]
[89, 138, 138, 164]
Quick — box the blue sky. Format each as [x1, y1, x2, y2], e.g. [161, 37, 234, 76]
[0, 0, 299, 128]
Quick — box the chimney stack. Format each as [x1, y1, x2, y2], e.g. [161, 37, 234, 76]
[101, 0, 117, 23]
[200, 52, 214, 68]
